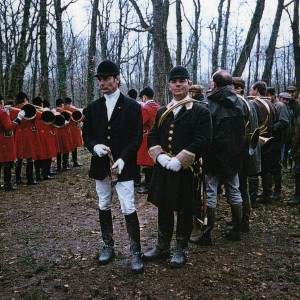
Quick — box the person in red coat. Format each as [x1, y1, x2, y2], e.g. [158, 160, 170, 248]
[137, 87, 160, 194]
[33, 96, 57, 180]
[0, 96, 25, 190]
[10, 92, 42, 185]
[64, 97, 83, 167]
[55, 98, 74, 171]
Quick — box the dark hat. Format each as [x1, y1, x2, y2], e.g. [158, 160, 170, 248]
[127, 89, 138, 100]
[279, 92, 291, 99]
[266, 87, 276, 94]
[33, 96, 43, 106]
[56, 98, 64, 107]
[15, 92, 29, 105]
[168, 66, 190, 81]
[140, 86, 154, 98]
[286, 85, 297, 92]
[189, 85, 204, 94]
[232, 77, 245, 89]
[94, 60, 120, 78]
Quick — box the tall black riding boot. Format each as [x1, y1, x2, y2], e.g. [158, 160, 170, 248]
[125, 211, 144, 274]
[98, 209, 115, 265]
[15, 159, 23, 184]
[287, 173, 300, 205]
[3, 164, 17, 191]
[72, 148, 82, 167]
[42, 159, 55, 180]
[56, 154, 62, 172]
[225, 204, 242, 241]
[137, 167, 153, 194]
[248, 176, 259, 208]
[143, 208, 173, 261]
[260, 173, 272, 204]
[34, 160, 43, 181]
[62, 153, 71, 171]
[241, 196, 251, 232]
[272, 171, 282, 200]
[189, 207, 215, 246]
[171, 212, 193, 268]
[26, 159, 38, 185]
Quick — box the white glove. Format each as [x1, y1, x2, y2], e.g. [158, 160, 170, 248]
[156, 154, 171, 168]
[166, 157, 182, 172]
[112, 158, 125, 174]
[17, 110, 26, 120]
[93, 144, 110, 157]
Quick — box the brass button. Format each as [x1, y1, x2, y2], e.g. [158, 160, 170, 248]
[169, 130, 173, 135]
[168, 144, 172, 149]
[170, 124, 174, 128]
[108, 126, 111, 130]
[107, 136, 111, 140]
[168, 137, 172, 141]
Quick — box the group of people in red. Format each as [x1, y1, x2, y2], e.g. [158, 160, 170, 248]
[0, 92, 83, 191]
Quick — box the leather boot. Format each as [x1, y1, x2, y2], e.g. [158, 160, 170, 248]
[225, 204, 242, 241]
[125, 211, 144, 274]
[26, 159, 38, 185]
[62, 153, 71, 171]
[189, 207, 215, 246]
[15, 159, 23, 184]
[72, 148, 82, 167]
[241, 196, 251, 232]
[260, 173, 272, 204]
[143, 208, 173, 261]
[34, 160, 42, 181]
[287, 173, 300, 206]
[248, 176, 259, 208]
[98, 209, 115, 265]
[56, 154, 62, 172]
[42, 159, 55, 180]
[3, 164, 17, 191]
[170, 212, 193, 268]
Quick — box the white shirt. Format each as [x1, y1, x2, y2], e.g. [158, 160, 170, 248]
[104, 89, 120, 121]
[170, 95, 190, 116]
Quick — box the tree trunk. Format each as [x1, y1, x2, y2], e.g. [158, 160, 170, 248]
[87, 0, 99, 104]
[8, 0, 31, 98]
[176, 0, 182, 65]
[233, 0, 265, 77]
[221, 0, 231, 70]
[292, 0, 300, 90]
[254, 28, 260, 82]
[129, 0, 171, 105]
[54, 0, 67, 99]
[40, 0, 49, 101]
[212, 0, 225, 74]
[261, 0, 284, 86]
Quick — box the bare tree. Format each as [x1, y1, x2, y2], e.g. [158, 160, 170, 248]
[176, 0, 182, 65]
[261, 0, 284, 86]
[211, 0, 225, 73]
[220, 0, 231, 70]
[40, 0, 49, 100]
[86, 0, 99, 103]
[129, 0, 171, 104]
[233, 0, 265, 77]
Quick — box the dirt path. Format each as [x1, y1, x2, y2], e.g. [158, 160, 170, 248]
[0, 149, 299, 299]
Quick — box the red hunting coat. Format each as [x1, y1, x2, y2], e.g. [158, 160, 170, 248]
[0, 109, 18, 162]
[137, 100, 160, 167]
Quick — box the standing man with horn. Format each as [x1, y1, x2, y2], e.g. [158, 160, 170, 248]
[191, 70, 246, 245]
[143, 66, 212, 268]
[82, 60, 144, 274]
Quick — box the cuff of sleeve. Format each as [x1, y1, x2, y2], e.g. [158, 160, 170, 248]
[176, 149, 195, 169]
[149, 145, 164, 163]
[13, 118, 21, 125]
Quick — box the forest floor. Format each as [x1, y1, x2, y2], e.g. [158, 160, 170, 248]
[0, 148, 299, 300]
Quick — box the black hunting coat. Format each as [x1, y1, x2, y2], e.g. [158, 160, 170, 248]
[205, 85, 246, 176]
[82, 93, 143, 181]
[147, 101, 212, 214]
